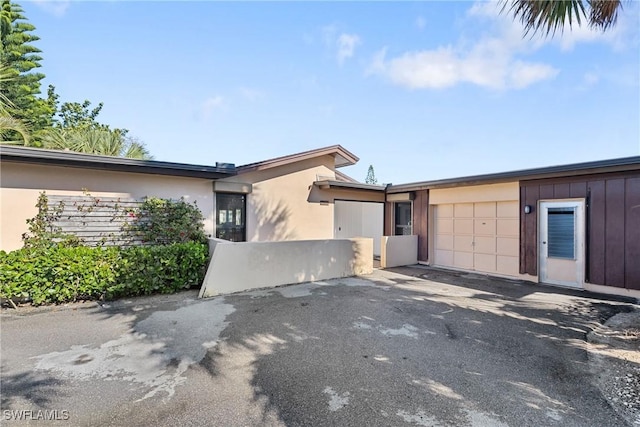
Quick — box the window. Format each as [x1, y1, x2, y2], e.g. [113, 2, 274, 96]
[547, 207, 575, 259]
[216, 193, 246, 242]
[394, 202, 412, 235]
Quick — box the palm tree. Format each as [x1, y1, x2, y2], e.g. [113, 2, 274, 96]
[503, 0, 624, 36]
[0, 63, 30, 145]
[42, 127, 152, 160]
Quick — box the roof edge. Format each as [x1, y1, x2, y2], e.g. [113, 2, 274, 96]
[388, 156, 640, 193]
[237, 145, 359, 173]
[0, 145, 237, 180]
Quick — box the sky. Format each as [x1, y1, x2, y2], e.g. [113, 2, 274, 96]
[22, 0, 640, 185]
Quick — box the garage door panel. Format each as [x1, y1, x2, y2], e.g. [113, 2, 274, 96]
[454, 251, 473, 268]
[474, 219, 496, 235]
[454, 203, 473, 217]
[474, 202, 496, 218]
[497, 237, 518, 256]
[436, 218, 453, 234]
[454, 235, 473, 251]
[474, 236, 496, 254]
[436, 234, 454, 251]
[497, 256, 519, 276]
[497, 201, 519, 218]
[438, 204, 454, 218]
[497, 219, 519, 237]
[454, 219, 473, 234]
[436, 250, 453, 266]
[474, 253, 496, 272]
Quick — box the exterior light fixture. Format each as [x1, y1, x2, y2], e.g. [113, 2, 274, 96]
[524, 205, 532, 214]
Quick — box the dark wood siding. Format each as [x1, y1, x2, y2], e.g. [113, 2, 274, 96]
[383, 202, 393, 236]
[625, 178, 640, 290]
[520, 171, 640, 290]
[413, 190, 429, 262]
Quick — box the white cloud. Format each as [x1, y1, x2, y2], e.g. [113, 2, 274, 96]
[33, 0, 71, 17]
[369, 39, 558, 90]
[583, 72, 600, 86]
[336, 33, 361, 65]
[239, 87, 265, 102]
[200, 96, 225, 119]
[368, 1, 565, 90]
[322, 25, 361, 65]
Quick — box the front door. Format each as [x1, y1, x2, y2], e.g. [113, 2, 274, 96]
[539, 200, 585, 288]
[216, 193, 246, 242]
[394, 202, 412, 235]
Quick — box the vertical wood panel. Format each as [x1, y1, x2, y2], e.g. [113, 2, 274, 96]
[588, 181, 606, 285]
[524, 185, 539, 275]
[570, 182, 587, 198]
[540, 184, 554, 200]
[625, 177, 640, 290]
[418, 190, 429, 262]
[553, 183, 571, 199]
[605, 179, 625, 287]
[413, 192, 423, 257]
[383, 202, 393, 236]
[519, 186, 527, 274]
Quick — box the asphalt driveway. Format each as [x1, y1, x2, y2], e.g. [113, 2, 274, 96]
[1, 267, 636, 426]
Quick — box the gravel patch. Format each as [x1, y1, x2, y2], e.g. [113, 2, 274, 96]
[588, 310, 640, 426]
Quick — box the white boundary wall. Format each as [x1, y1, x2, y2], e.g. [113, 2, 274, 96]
[199, 238, 373, 297]
[380, 235, 418, 268]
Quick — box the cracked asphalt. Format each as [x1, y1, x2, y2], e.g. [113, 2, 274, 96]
[1, 267, 637, 426]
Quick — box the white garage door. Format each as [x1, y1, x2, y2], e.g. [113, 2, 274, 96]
[434, 201, 519, 276]
[335, 201, 384, 257]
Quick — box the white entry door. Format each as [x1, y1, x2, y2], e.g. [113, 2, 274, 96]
[539, 200, 585, 288]
[334, 201, 383, 257]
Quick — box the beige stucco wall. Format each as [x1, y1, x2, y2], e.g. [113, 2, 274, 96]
[199, 237, 373, 297]
[225, 156, 337, 241]
[0, 162, 215, 252]
[380, 235, 418, 268]
[429, 182, 520, 204]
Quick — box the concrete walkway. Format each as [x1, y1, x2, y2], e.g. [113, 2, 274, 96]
[1, 267, 638, 426]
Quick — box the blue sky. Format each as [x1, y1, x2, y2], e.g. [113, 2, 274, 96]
[24, 1, 640, 184]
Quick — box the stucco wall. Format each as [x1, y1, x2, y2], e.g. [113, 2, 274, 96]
[380, 235, 418, 268]
[199, 237, 373, 296]
[0, 162, 215, 251]
[429, 182, 520, 204]
[226, 156, 337, 241]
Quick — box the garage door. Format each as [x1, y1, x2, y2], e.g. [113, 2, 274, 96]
[335, 201, 384, 257]
[434, 201, 519, 276]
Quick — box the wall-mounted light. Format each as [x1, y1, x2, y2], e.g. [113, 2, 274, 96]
[524, 205, 532, 214]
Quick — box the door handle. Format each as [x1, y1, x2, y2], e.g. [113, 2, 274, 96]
[542, 241, 547, 244]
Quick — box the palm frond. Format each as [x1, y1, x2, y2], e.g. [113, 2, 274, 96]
[502, 0, 623, 36]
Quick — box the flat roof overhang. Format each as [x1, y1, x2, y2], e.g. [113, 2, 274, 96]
[314, 180, 387, 193]
[0, 146, 237, 180]
[387, 156, 640, 193]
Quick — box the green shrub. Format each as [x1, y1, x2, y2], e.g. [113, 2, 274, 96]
[0, 246, 119, 305]
[107, 242, 208, 299]
[125, 197, 208, 245]
[0, 243, 208, 306]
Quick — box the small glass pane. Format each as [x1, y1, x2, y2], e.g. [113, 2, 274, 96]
[395, 202, 412, 235]
[548, 208, 575, 259]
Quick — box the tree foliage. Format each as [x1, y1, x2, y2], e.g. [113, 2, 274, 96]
[0, 0, 53, 136]
[365, 165, 378, 185]
[502, 0, 624, 36]
[0, 1, 152, 158]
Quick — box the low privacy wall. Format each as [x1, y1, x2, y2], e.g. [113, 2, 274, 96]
[380, 235, 418, 268]
[199, 238, 373, 297]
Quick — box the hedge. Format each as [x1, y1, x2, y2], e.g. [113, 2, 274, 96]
[0, 242, 208, 306]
